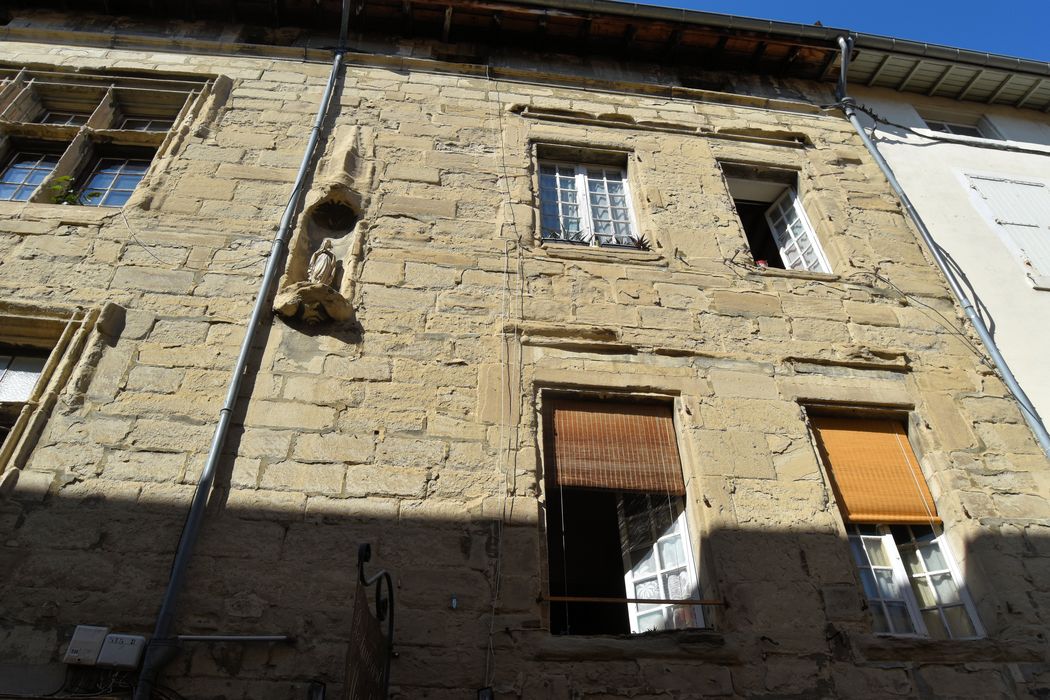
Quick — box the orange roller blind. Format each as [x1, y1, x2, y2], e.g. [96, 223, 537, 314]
[810, 415, 940, 524]
[550, 399, 686, 495]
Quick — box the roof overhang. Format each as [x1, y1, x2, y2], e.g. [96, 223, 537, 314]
[6, 0, 1050, 111]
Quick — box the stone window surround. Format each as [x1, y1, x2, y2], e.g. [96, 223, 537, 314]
[0, 302, 100, 482]
[0, 66, 220, 211]
[534, 386, 716, 636]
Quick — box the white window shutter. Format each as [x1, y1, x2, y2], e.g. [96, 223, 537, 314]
[969, 176, 1050, 282]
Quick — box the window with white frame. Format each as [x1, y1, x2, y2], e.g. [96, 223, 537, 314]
[543, 398, 706, 635]
[538, 162, 641, 248]
[809, 414, 983, 640]
[848, 524, 981, 638]
[918, 110, 999, 140]
[0, 67, 211, 207]
[721, 163, 831, 273]
[967, 174, 1050, 289]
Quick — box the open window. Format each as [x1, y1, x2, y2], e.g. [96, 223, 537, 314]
[535, 145, 644, 249]
[721, 163, 831, 273]
[542, 397, 704, 635]
[808, 414, 984, 639]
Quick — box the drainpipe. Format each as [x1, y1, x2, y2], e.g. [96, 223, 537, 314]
[133, 8, 350, 699]
[835, 35, 1050, 459]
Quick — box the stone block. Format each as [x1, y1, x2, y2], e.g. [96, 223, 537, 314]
[709, 290, 782, 317]
[259, 461, 345, 494]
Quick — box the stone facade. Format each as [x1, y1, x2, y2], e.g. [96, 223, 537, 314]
[0, 6, 1049, 699]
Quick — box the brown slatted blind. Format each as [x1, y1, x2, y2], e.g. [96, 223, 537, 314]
[810, 415, 940, 524]
[550, 399, 686, 494]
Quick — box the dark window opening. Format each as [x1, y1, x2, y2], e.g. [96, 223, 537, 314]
[734, 200, 786, 268]
[547, 488, 632, 635]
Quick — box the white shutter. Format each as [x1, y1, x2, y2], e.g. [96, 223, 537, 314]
[969, 176, 1050, 282]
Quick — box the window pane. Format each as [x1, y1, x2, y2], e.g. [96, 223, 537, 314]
[922, 609, 949, 639]
[885, 603, 915, 634]
[634, 578, 661, 607]
[0, 356, 46, 402]
[636, 610, 666, 632]
[919, 544, 948, 571]
[663, 568, 688, 599]
[912, 577, 937, 607]
[943, 605, 977, 638]
[864, 538, 890, 567]
[870, 605, 890, 634]
[858, 569, 879, 599]
[902, 548, 924, 576]
[875, 570, 897, 598]
[658, 537, 683, 568]
[629, 547, 656, 576]
[930, 573, 961, 605]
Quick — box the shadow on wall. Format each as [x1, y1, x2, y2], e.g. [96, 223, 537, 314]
[2, 478, 1050, 698]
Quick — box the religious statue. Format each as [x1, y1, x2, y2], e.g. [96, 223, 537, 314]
[307, 238, 337, 287]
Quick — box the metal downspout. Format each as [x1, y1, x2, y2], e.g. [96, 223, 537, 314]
[133, 8, 350, 698]
[835, 35, 1050, 458]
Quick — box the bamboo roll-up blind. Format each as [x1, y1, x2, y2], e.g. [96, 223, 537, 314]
[810, 415, 940, 524]
[550, 399, 686, 495]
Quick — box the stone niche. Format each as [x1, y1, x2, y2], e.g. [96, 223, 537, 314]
[273, 125, 374, 325]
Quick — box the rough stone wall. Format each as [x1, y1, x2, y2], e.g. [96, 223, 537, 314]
[0, 12, 1049, 700]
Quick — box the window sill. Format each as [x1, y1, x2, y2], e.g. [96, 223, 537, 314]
[1028, 273, 1050, 292]
[535, 628, 731, 661]
[0, 200, 120, 225]
[537, 242, 666, 266]
[747, 265, 839, 282]
[855, 634, 1041, 663]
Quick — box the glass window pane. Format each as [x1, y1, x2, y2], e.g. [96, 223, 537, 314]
[864, 539, 891, 567]
[875, 570, 898, 598]
[663, 569, 689, 599]
[886, 603, 915, 634]
[943, 605, 977, 638]
[629, 547, 656, 575]
[919, 544, 948, 571]
[634, 578, 661, 610]
[858, 569, 879, 599]
[930, 573, 961, 605]
[911, 577, 937, 607]
[902, 548, 924, 576]
[103, 191, 132, 207]
[114, 174, 143, 189]
[658, 537, 683, 568]
[0, 356, 45, 402]
[870, 605, 890, 634]
[636, 610, 666, 632]
[922, 609, 949, 639]
[0, 184, 19, 200]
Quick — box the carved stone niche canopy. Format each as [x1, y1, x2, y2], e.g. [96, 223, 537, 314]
[274, 125, 374, 325]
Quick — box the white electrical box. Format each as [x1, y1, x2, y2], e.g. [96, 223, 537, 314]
[96, 634, 147, 668]
[63, 625, 110, 666]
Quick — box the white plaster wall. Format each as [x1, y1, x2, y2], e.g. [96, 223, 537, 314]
[854, 87, 1050, 426]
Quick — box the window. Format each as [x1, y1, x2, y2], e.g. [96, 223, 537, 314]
[79, 157, 151, 207]
[0, 151, 60, 202]
[967, 175, 1050, 289]
[538, 162, 640, 248]
[721, 163, 831, 273]
[0, 306, 96, 473]
[918, 110, 1000, 140]
[0, 352, 47, 447]
[809, 414, 983, 639]
[542, 398, 705, 635]
[0, 67, 212, 207]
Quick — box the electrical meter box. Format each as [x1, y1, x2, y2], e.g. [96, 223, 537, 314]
[96, 634, 147, 668]
[63, 625, 110, 666]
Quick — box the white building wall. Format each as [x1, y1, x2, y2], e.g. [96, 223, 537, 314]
[853, 87, 1050, 426]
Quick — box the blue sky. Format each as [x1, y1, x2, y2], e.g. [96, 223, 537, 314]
[632, 1, 1050, 62]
